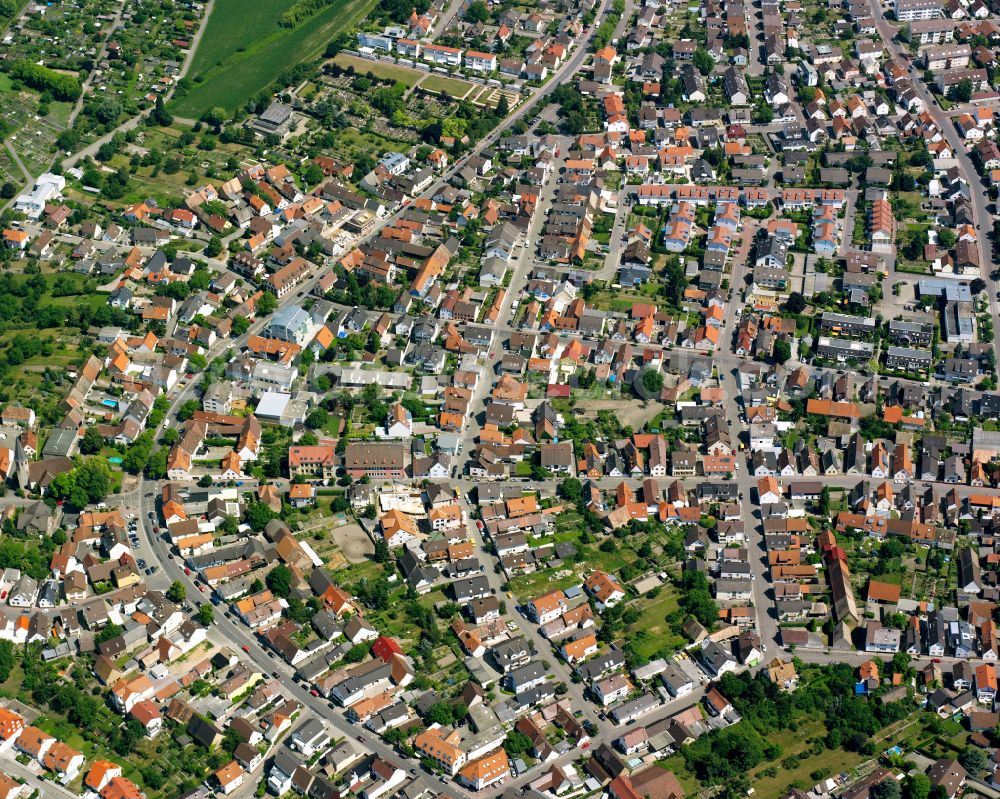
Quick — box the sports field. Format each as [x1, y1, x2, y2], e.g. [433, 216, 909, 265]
[171, 0, 376, 117]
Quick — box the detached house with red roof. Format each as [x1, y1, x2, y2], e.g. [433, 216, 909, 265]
[584, 570, 626, 611]
[372, 635, 403, 663]
[0, 708, 24, 751]
[130, 699, 163, 737]
[215, 761, 245, 795]
[14, 726, 53, 763]
[100, 776, 143, 799]
[42, 740, 85, 781]
[86, 761, 122, 793]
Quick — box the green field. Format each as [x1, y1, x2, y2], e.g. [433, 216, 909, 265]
[171, 0, 377, 117]
[333, 53, 423, 87]
[186, 0, 296, 78]
[418, 74, 475, 98]
[623, 588, 683, 661]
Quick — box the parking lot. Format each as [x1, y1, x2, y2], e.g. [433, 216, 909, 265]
[120, 509, 159, 577]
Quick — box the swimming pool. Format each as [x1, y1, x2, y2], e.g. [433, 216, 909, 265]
[101, 399, 117, 408]
[108, 457, 123, 465]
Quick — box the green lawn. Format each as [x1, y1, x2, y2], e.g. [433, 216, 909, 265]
[171, 0, 377, 117]
[333, 53, 423, 87]
[623, 587, 683, 661]
[418, 74, 475, 98]
[509, 568, 580, 603]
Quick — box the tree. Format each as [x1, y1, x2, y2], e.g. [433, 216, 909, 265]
[373, 537, 391, 563]
[144, 447, 168, 480]
[871, 779, 902, 799]
[232, 315, 250, 336]
[752, 104, 774, 124]
[245, 501, 276, 531]
[8, 59, 82, 100]
[958, 748, 987, 773]
[204, 236, 223, 258]
[257, 292, 278, 315]
[123, 432, 155, 474]
[818, 486, 831, 516]
[680, 570, 718, 628]
[0, 641, 15, 682]
[167, 581, 186, 603]
[773, 339, 792, 364]
[177, 399, 200, 421]
[693, 48, 714, 76]
[150, 96, 173, 127]
[267, 564, 294, 598]
[305, 408, 329, 429]
[784, 292, 807, 314]
[203, 106, 228, 128]
[641, 368, 664, 396]
[343, 644, 369, 664]
[904, 774, 931, 799]
[557, 477, 583, 504]
[50, 458, 113, 508]
[948, 78, 972, 103]
[198, 474, 213, 487]
[465, 0, 489, 21]
[197, 604, 214, 625]
[426, 701, 458, 726]
[938, 228, 957, 248]
[971, 277, 986, 295]
[503, 731, 533, 758]
[0, 182, 16, 200]
[79, 427, 104, 455]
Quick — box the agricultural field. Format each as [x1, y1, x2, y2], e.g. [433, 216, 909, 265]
[171, 0, 377, 118]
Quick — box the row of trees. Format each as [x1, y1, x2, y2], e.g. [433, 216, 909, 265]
[278, 0, 339, 27]
[7, 59, 82, 101]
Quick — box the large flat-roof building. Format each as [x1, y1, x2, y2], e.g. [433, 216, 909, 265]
[344, 443, 409, 479]
[248, 102, 294, 139]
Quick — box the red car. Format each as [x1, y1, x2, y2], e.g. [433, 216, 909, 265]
[198, 585, 205, 592]
[932, 657, 942, 663]
[310, 689, 319, 697]
[184, 567, 191, 576]
[242, 645, 250, 653]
